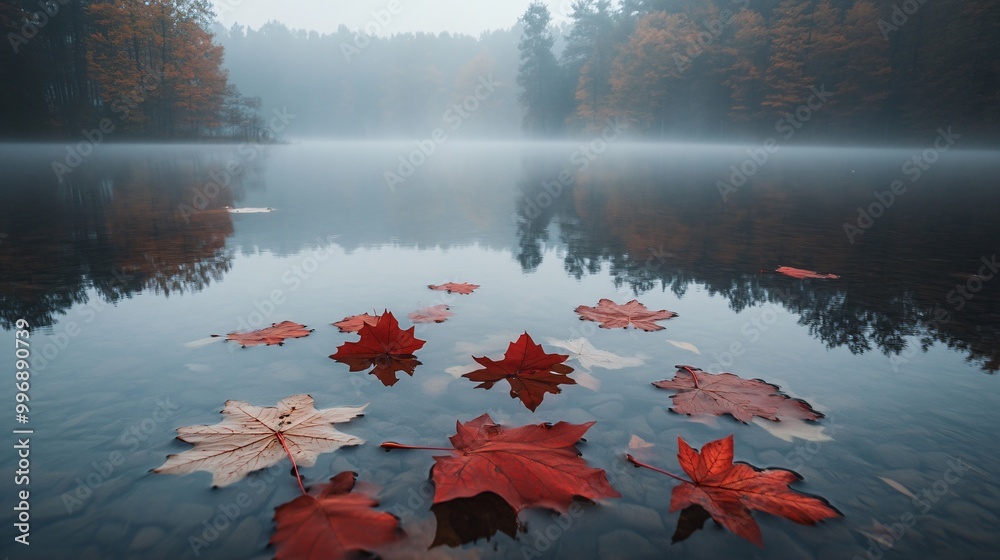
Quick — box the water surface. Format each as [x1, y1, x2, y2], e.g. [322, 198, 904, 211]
[1, 141, 998, 559]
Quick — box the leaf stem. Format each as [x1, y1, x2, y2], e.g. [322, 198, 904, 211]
[380, 441, 453, 451]
[275, 431, 307, 495]
[626, 454, 689, 483]
[680, 365, 701, 389]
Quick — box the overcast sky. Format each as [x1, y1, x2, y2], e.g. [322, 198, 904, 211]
[213, 0, 574, 36]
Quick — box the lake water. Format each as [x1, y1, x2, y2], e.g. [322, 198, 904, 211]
[1, 141, 998, 559]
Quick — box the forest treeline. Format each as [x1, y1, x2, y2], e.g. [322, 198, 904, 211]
[216, 0, 1000, 143]
[2, 0, 997, 143]
[520, 0, 999, 141]
[0, 0, 263, 140]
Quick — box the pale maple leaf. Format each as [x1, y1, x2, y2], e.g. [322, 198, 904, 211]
[545, 337, 647, 371]
[155, 395, 366, 487]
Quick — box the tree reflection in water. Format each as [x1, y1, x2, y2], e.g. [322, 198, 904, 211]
[513, 148, 1000, 372]
[0, 146, 262, 329]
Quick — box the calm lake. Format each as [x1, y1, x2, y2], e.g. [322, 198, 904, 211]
[1, 141, 998, 559]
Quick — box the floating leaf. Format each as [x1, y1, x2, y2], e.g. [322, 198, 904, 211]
[330, 311, 426, 386]
[653, 366, 823, 424]
[429, 282, 479, 294]
[628, 434, 842, 547]
[271, 471, 402, 560]
[154, 395, 365, 487]
[463, 333, 575, 411]
[546, 337, 647, 371]
[776, 266, 839, 280]
[381, 413, 620, 514]
[575, 299, 677, 331]
[408, 304, 453, 324]
[333, 313, 380, 333]
[666, 340, 701, 354]
[629, 435, 655, 451]
[216, 320, 313, 347]
[878, 477, 918, 500]
[751, 417, 833, 443]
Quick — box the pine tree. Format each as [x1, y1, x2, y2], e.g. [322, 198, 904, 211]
[516, 2, 561, 135]
[563, 0, 616, 130]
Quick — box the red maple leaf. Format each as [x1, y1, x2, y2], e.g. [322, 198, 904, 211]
[575, 299, 677, 331]
[215, 321, 313, 347]
[332, 313, 380, 333]
[653, 366, 823, 423]
[627, 435, 841, 547]
[271, 471, 402, 560]
[463, 333, 575, 411]
[408, 304, 453, 324]
[330, 312, 425, 386]
[381, 413, 620, 515]
[429, 282, 479, 294]
[775, 266, 840, 279]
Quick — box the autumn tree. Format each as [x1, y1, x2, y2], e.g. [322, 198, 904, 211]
[563, 0, 617, 130]
[87, 0, 227, 136]
[812, 0, 890, 137]
[608, 12, 699, 135]
[720, 7, 769, 129]
[517, 2, 561, 135]
[761, 0, 818, 119]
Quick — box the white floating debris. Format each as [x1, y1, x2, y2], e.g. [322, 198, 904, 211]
[666, 339, 701, 354]
[226, 207, 274, 213]
[752, 417, 834, 443]
[444, 364, 477, 378]
[183, 337, 223, 348]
